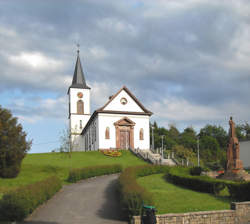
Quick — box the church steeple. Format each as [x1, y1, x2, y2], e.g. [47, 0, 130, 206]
[69, 50, 90, 90]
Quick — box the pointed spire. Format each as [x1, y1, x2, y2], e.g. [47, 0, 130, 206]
[69, 49, 90, 90]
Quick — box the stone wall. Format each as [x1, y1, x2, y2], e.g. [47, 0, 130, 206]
[132, 201, 250, 224]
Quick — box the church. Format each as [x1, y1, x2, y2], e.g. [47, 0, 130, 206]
[68, 51, 153, 151]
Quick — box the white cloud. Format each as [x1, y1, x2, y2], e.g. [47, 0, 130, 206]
[8, 52, 63, 71]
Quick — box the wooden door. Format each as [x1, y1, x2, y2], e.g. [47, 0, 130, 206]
[120, 130, 130, 149]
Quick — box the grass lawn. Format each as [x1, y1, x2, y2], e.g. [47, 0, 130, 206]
[137, 173, 232, 214]
[0, 150, 147, 196]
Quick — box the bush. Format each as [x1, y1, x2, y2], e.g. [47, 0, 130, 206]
[0, 176, 61, 221]
[190, 166, 202, 176]
[0, 106, 32, 178]
[68, 164, 122, 183]
[166, 167, 226, 195]
[118, 165, 169, 220]
[226, 181, 250, 201]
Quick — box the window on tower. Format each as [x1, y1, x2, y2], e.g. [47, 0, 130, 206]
[77, 100, 84, 114]
[80, 120, 82, 129]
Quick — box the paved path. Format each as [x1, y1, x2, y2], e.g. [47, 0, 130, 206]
[22, 174, 128, 224]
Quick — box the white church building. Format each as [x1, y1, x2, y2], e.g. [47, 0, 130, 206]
[68, 51, 153, 151]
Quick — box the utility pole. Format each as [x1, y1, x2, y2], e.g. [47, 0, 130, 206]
[197, 135, 200, 166]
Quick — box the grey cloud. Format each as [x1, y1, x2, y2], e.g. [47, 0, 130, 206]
[0, 0, 250, 128]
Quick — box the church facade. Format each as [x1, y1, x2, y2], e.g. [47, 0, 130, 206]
[68, 51, 152, 151]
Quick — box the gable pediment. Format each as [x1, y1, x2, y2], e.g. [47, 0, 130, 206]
[114, 117, 135, 126]
[97, 86, 152, 115]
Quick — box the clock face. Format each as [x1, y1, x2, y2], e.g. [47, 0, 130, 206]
[120, 97, 127, 105]
[77, 92, 83, 98]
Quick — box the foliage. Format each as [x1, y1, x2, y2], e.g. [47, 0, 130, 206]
[199, 125, 227, 149]
[68, 164, 122, 183]
[190, 166, 202, 176]
[200, 136, 221, 164]
[137, 173, 231, 214]
[0, 106, 32, 178]
[172, 145, 196, 160]
[226, 181, 250, 201]
[118, 165, 169, 220]
[179, 127, 197, 151]
[236, 122, 250, 141]
[166, 167, 226, 195]
[0, 176, 62, 221]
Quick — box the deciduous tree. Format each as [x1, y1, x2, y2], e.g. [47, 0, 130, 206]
[0, 106, 31, 178]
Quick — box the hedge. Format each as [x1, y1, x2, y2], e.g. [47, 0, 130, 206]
[226, 181, 250, 201]
[0, 175, 62, 221]
[166, 167, 226, 195]
[68, 164, 122, 183]
[118, 165, 170, 220]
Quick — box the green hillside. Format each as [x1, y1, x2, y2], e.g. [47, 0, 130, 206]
[0, 150, 146, 196]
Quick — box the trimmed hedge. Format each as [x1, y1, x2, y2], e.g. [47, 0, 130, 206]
[190, 166, 202, 176]
[0, 175, 62, 221]
[118, 165, 170, 220]
[68, 164, 122, 183]
[166, 167, 226, 195]
[226, 181, 250, 201]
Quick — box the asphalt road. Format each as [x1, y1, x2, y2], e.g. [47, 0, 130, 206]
[22, 174, 128, 224]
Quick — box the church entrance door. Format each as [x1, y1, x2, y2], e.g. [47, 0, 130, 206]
[114, 117, 135, 150]
[120, 130, 130, 149]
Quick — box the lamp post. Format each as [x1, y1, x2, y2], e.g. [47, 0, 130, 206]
[160, 135, 164, 154]
[197, 135, 200, 167]
[151, 124, 155, 152]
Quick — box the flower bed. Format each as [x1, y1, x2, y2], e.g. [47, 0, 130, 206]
[102, 149, 122, 157]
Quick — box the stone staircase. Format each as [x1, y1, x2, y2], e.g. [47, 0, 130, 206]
[130, 148, 177, 166]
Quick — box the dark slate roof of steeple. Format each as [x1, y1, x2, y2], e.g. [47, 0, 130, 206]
[69, 51, 90, 91]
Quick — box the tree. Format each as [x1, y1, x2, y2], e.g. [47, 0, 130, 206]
[200, 136, 220, 162]
[179, 127, 197, 152]
[0, 106, 31, 178]
[199, 125, 227, 149]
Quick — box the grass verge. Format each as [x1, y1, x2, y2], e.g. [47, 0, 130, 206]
[0, 150, 147, 196]
[137, 173, 232, 214]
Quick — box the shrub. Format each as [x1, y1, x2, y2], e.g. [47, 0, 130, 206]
[166, 167, 226, 195]
[226, 181, 250, 201]
[118, 165, 169, 220]
[0, 106, 32, 178]
[0, 176, 61, 221]
[68, 164, 122, 183]
[190, 166, 202, 176]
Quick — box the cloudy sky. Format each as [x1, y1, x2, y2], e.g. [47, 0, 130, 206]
[1, 0, 250, 153]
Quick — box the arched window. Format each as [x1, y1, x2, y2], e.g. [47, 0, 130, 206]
[105, 127, 110, 139]
[140, 128, 144, 140]
[77, 100, 84, 114]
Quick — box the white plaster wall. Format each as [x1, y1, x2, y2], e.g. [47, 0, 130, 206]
[240, 141, 250, 168]
[69, 88, 90, 114]
[71, 134, 84, 151]
[104, 90, 144, 112]
[82, 115, 99, 151]
[70, 115, 91, 134]
[98, 113, 150, 150]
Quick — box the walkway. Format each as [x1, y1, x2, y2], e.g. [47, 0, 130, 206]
[22, 174, 128, 224]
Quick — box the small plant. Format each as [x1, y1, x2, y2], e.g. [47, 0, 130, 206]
[101, 149, 122, 157]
